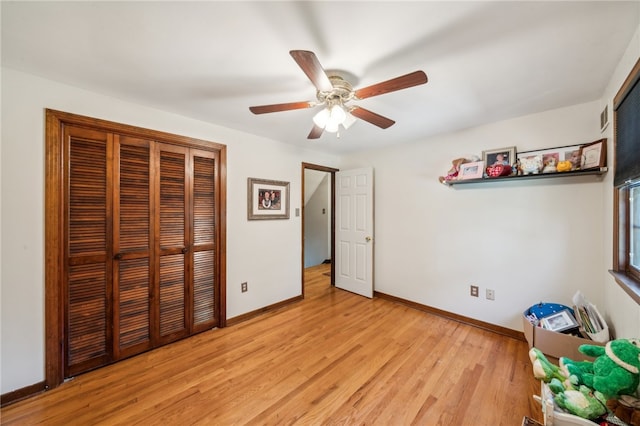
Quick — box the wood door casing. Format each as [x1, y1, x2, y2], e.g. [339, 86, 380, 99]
[46, 109, 227, 389]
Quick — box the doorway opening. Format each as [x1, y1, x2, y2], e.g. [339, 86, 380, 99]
[301, 163, 338, 297]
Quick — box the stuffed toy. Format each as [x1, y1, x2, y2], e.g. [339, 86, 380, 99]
[557, 160, 573, 172]
[518, 155, 543, 175]
[607, 394, 640, 425]
[438, 158, 470, 184]
[561, 338, 640, 400]
[542, 157, 558, 173]
[529, 348, 608, 420]
[548, 378, 608, 420]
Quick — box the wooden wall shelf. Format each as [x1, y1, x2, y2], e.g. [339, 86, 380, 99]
[444, 167, 608, 186]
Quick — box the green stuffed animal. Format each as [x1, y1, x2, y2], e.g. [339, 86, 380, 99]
[529, 348, 608, 420]
[548, 378, 608, 420]
[561, 338, 640, 400]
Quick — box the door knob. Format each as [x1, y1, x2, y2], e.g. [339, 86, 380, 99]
[182, 247, 189, 254]
[365, 236, 372, 242]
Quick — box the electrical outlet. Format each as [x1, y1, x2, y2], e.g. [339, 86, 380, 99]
[241, 282, 248, 293]
[470, 285, 479, 297]
[486, 289, 495, 300]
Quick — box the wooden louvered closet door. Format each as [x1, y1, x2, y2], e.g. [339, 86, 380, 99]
[156, 143, 190, 344]
[191, 149, 218, 332]
[113, 135, 153, 359]
[63, 124, 220, 378]
[64, 125, 113, 377]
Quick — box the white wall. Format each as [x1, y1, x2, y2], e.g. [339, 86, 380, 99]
[340, 101, 607, 332]
[601, 24, 640, 340]
[0, 67, 339, 394]
[337, 21, 640, 340]
[3, 23, 639, 395]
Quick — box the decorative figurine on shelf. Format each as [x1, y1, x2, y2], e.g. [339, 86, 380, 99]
[542, 157, 558, 173]
[485, 164, 512, 178]
[518, 155, 543, 175]
[438, 157, 477, 184]
[556, 160, 573, 172]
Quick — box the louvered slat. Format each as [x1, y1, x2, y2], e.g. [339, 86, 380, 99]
[159, 254, 186, 336]
[68, 263, 107, 365]
[193, 157, 215, 245]
[118, 258, 150, 348]
[193, 250, 214, 325]
[119, 144, 150, 251]
[69, 138, 107, 256]
[160, 151, 185, 248]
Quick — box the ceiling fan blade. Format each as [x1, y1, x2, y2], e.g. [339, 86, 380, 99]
[249, 101, 314, 115]
[308, 124, 324, 139]
[289, 50, 334, 92]
[350, 106, 395, 129]
[354, 70, 428, 100]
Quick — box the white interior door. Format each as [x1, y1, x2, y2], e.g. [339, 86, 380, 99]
[335, 167, 374, 298]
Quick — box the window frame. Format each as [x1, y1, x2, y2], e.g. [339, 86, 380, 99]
[611, 59, 640, 305]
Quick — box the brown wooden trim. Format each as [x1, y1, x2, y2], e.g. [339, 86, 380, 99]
[45, 110, 64, 390]
[374, 291, 526, 341]
[45, 109, 226, 152]
[613, 58, 640, 109]
[609, 270, 640, 305]
[218, 146, 228, 328]
[1, 381, 46, 407]
[610, 58, 640, 306]
[226, 295, 303, 327]
[301, 163, 339, 296]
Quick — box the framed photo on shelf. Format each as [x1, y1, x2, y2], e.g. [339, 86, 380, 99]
[457, 161, 484, 180]
[540, 309, 579, 333]
[482, 146, 516, 168]
[517, 144, 583, 173]
[247, 177, 290, 220]
[580, 139, 607, 170]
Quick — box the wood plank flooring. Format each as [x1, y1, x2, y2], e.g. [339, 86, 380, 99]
[1, 264, 543, 425]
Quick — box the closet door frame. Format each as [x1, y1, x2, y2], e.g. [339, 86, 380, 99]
[45, 109, 227, 390]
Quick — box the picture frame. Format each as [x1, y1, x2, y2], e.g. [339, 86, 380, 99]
[517, 144, 583, 173]
[540, 309, 579, 333]
[579, 138, 607, 170]
[457, 161, 484, 180]
[482, 147, 516, 169]
[247, 177, 290, 220]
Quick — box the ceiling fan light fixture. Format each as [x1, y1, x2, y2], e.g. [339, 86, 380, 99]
[313, 107, 330, 128]
[341, 111, 357, 130]
[314, 104, 347, 133]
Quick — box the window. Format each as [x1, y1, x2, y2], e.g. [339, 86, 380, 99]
[612, 59, 640, 304]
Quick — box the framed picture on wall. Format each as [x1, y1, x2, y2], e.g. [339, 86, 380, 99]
[247, 177, 290, 220]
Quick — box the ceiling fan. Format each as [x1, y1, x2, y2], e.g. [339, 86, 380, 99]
[249, 50, 428, 139]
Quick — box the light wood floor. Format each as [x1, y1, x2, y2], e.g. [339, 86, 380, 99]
[1, 264, 542, 425]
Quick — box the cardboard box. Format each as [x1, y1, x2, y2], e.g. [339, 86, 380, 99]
[522, 312, 604, 361]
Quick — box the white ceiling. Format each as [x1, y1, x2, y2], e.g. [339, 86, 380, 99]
[2, 1, 639, 155]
